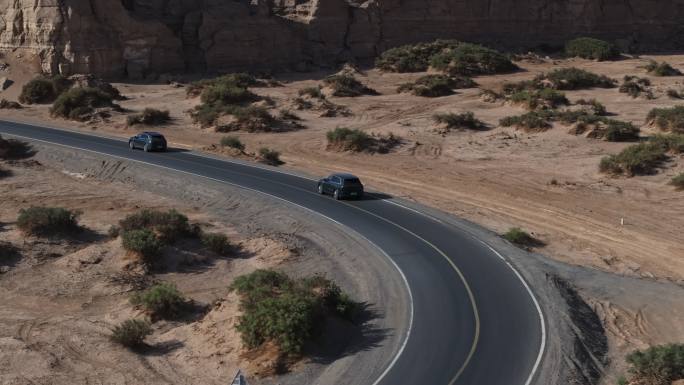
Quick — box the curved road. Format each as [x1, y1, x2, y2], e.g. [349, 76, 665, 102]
[1, 120, 545, 385]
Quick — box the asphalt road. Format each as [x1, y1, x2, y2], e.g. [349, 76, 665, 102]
[1, 120, 545, 385]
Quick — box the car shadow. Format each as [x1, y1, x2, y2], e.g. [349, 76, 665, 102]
[360, 192, 393, 201]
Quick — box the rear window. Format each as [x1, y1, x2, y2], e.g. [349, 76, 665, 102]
[150, 136, 165, 143]
[343, 178, 362, 186]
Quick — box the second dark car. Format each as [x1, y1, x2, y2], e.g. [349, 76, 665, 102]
[128, 132, 167, 152]
[317, 173, 364, 200]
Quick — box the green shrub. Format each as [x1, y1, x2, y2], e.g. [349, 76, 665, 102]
[121, 229, 164, 260]
[231, 270, 358, 354]
[430, 43, 517, 76]
[127, 108, 170, 126]
[671, 173, 684, 190]
[375, 40, 462, 72]
[323, 74, 377, 97]
[326, 127, 373, 151]
[19, 75, 72, 104]
[603, 120, 640, 142]
[645, 60, 682, 77]
[576, 99, 608, 115]
[620, 76, 652, 99]
[258, 148, 283, 166]
[111, 319, 152, 348]
[565, 37, 619, 61]
[600, 143, 668, 176]
[223, 106, 276, 132]
[500, 111, 553, 131]
[647, 106, 684, 133]
[201, 233, 231, 256]
[200, 83, 258, 106]
[649, 134, 684, 154]
[17, 207, 80, 236]
[50, 87, 115, 120]
[503, 228, 537, 246]
[187, 73, 259, 97]
[509, 88, 569, 110]
[625, 344, 684, 385]
[397, 74, 476, 97]
[432, 112, 485, 130]
[131, 282, 185, 319]
[539, 68, 616, 90]
[119, 209, 192, 243]
[298, 86, 324, 99]
[220, 136, 245, 150]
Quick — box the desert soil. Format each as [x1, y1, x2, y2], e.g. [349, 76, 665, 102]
[0, 145, 409, 385]
[2, 51, 684, 383]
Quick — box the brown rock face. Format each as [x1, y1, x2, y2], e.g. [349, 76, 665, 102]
[1, 0, 683, 78]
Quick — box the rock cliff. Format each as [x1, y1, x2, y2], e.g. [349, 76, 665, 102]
[1, 0, 683, 78]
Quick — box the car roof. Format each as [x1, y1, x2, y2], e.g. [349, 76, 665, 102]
[331, 173, 360, 180]
[142, 131, 164, 136]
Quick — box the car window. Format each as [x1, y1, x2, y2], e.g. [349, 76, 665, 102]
[332, 176, 341, 184]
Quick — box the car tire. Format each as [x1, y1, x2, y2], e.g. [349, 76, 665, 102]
[317, 184, 324, 194]
[143, 144, 150, 152]
[129, 141, 134, 150]
[333, 189, 341, 200]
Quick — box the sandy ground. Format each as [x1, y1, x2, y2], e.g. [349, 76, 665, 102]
[2, 51, 684, 383]
[1, 53, 682, 284]
[0, 146, 408, 384]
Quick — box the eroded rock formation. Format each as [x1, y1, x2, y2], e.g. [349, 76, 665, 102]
[1, 0, 683, 78]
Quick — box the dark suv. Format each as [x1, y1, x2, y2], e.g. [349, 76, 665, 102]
[128, 132, 167, 152]
[317, 173, 364, 200]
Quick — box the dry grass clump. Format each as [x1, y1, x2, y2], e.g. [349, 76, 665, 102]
[326, 127, 400, 153]
[397, 74, 476, 97]
[619, 76, 653, 99]
[432, 112, 486, 131]
[322, 74, 378, 97]
[647, 106, 684, 133]
[127, 108, 170, 126]
[645, 60, 682, 76]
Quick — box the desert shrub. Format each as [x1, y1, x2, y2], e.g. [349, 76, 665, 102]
[603, 120, 640, 142]
[0, 135, 33, 160]
[376, 39, 462, 72]
[19, 75, 72, 104]
[667, 89, 683, 99]
[649, 134, 684, 154]
[432, 112, 485, 130]
[624, 344, 684, 385]
[111, 319, 152, 348]
[430, 43, 517, 76]
[500, 111, 553, 131]
[228, 106, 276, 132]
[0, 165, 10, 179]
[108, 225, 120, 238]
[0, 99, 22, 109]
[200, 83, 258, 106]
[121, 229, 164, 260]
[323, 74, 377, 97]
[397, 74, 476, 97]
[539, 68, 616, 90]
[576, 99, 607, 115]
[564, 37, 619, 61]
[647, 106, 684, 133]
[17, 207, 80, 236]
[599, 143, 668, 176]
[278, 109, 300, 121]
[298, 86, 324, 99]
[220, 136, 245, 150]
[119, 209, 192, 243]
[509, 88, 569, 110]
[131, 282, 185, 319]
[326, 127, 373, 151]
[50, 87, 115, 120]
[201, 233, 231, 256]
[127, 108, 170, 126]
[620, 76, 653, 99]
[502, 80, 538, 94]
[645, 60, 682, 77]
[671, 173, 684, 190]
[231, 270, 358, 354]
[258, 148, 282, 166]
[187, 73, 259, 97]
[503, 228, 537, 246]
[0, 241, 18, 262]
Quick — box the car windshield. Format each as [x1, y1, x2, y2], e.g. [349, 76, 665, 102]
[343, 178, 362, 186]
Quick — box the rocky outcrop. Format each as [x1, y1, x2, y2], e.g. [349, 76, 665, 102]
[1, 0, 684, 79]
